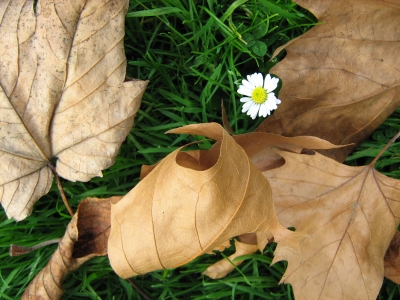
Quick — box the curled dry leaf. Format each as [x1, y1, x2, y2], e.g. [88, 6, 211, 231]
[22, 196, 121, 300]
[138, 127, 343, 279]
[0, 0, 147, 220]
[108, 123, 289, 278]
[384, 231, 400, 284]
[256, 0, 400, 162]
[263, 150, 400, 300]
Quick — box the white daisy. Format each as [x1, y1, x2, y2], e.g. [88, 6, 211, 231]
[237, 73, 281, 119]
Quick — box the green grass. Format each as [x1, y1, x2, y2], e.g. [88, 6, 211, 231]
[0, 0, 399, 299]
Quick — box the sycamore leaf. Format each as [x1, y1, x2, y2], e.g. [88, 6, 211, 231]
[0, 0, 147, 221]
[384, 231, 400, 284]
[263, 150, 400, 300]
[22, 196, 121, 300]
[256, 0, 400, 162]
[108, 123, 289, 278]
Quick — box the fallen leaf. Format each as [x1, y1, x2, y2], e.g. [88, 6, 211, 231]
[108, 123, 289, 278]
[203, 239, 259, 279]
[256, 0, 400, 162]
[137, 128, 343, 279]
[263, 149, 400, 300]
[234, 132, 346, 171]
[0, 0, 147, 220]
[22, 196, 121, 300]
[384, 231, 400, 284]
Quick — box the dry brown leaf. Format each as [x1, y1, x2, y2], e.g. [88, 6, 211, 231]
[0, 0, 147, 221]
[203, 239, 259, 279]
[256, 0, 400, 162]
[108, 123, 289, 278]
[384, 231, 400, 284]
[263, 150, 400, 300]
[234, 132, 346, 171]
[22, 196, 121, 300]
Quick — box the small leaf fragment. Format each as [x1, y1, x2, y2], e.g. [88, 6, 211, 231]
[22, 196, 121, 300]
[203, 239, 259, 279]
[384, 231, 400, 284]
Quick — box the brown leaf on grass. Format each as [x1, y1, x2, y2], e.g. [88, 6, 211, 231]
[22, 196, 121, 300]
[108, 123, 290, 278]
[0, 0, 147, 221]
[262, 150, 400, 300]
[203, 239, 259, 279]
[256, 0, 400, 162]
[384, 231, 400, 284]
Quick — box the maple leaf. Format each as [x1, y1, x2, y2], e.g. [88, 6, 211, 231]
[21, 196, 121, 300]
[0, 0, 147, 221]
[255, 0, 400, 162]
[262, 140, 400, 299]
[107, 123, 290, 278]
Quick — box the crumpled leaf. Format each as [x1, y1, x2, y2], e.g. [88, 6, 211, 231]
[256, 0, 400, 162]
[203, 239, 259, 279]
[263, 150, 400, 300]
[384, 231, 400, 284]
[108, 123, 290, 278]
[0, 0, 147, 221]
[22, 196, 121, 300]
[138, 129, 343, 279]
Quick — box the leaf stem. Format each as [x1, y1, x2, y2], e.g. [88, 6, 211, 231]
[126, 278, 153, 300]
[9, 238, 61, 256]
[47, 163, 75, 217]
[369, 130, 400, 167]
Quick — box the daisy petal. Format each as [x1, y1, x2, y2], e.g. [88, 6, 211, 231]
[259, 103, 267, 117]
[254, 73, 264, 87]
[242, 101, 255, 112]
[237, 85, 253, 96]
[264, 75, 279, 92]
[242, 79, 255, 90]
[240, 97, 252, 103]
[249, 104, 259, 119]
[246, 74, 256, 87]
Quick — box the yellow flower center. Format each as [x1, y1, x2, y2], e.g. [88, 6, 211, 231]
[251, 87, 268, 104]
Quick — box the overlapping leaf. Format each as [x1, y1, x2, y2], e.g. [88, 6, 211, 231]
[262, 150, 400, 300]
[0, 0, 147, 220]
[384, 231, 400, 284]
[256, 0, 400, 162]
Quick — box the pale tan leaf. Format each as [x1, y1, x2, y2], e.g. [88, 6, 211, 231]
[22, 196, 121, 300]
[203, 239, 259, 279]
[256, 0, 400, 162]
[108, 123, 289, 278]
[0, 0, 147, 220]
[264, 150, 400, 300]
